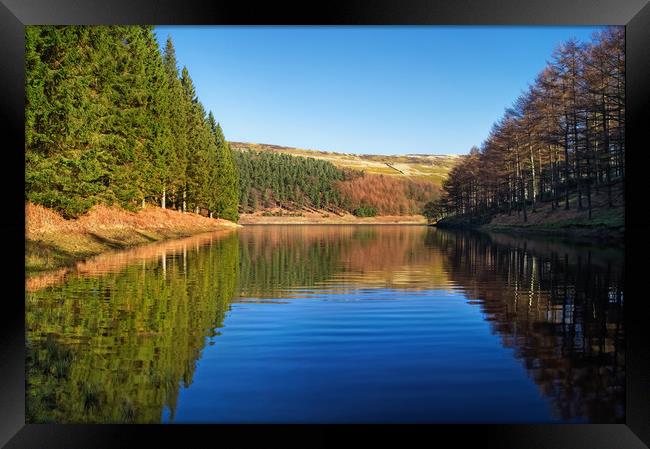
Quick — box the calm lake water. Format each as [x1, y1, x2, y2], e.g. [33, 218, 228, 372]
[25, 225, 625, 423]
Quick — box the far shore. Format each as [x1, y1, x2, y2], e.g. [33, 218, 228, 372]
[238, 209, 428, 225]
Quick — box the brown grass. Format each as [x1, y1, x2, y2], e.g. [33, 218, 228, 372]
[488, 185, 624, 228]
[27, 229, 236, 292]
[26, 202, 240, 272]
[26, 203, 238, 237]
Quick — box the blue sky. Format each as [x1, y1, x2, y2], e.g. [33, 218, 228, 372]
[154, 26, 604, 155]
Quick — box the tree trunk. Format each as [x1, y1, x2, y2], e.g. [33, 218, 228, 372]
[529, 140, 537, 209]
[602, 92, 613, 208]
[573, 110, 582, 209]
[516, 147, 527, 222]
[549, 146, 556, 210]
[584, 110, 593, 220]
[564, 119, 570, 210]
[537, 146, 544, 202]
[522, 175, 528, 223]
[161, 186, 166, 209]
[183, 189, 187, 213]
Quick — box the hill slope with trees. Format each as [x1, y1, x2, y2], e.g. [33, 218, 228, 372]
[231, 143, 452, 221]
[430, 27, 624, 238]
[26, 26, 239, 222]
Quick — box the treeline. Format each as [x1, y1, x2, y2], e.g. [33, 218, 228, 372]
[437, 27, 624, 222]
[25, 26, 239, 221]
[233, 150, 346, 212]
[233, 149, 441, 217]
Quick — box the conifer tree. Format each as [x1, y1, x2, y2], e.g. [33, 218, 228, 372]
[208, 115, 239, 221]
[25, 26, 243, 223]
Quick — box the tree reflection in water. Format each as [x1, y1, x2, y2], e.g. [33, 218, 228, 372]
[428, 230, 624, 422]
[26, 226, 624, 423]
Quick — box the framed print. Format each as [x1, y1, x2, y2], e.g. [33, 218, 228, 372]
[1, 0, 649, 447]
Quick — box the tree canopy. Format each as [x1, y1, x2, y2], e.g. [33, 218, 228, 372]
[437, 27, 624, 222]
[26, 26, 239, 220]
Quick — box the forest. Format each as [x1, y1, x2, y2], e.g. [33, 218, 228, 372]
[336, 173, 439, 216]
[433, 27, 624, 225]
[25, 25, 444, 224]
[234, 149, 439, 216]
[28, 26, 621, 227]
[25, 25, 440, 224]
[233, 150, 346, 212]
[25, 26, 240, 222]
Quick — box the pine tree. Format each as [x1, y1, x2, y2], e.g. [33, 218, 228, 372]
[181, 67, 212, 213]
[26, 26, 243, 224]
[208, 116, 239, 221]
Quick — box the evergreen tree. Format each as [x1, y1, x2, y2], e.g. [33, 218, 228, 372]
[181, 67, 212, 213]
[25, 26, 242, 223]
[208, 115, 239, 221]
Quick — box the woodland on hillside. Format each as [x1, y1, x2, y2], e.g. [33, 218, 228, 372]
[336, 173, 439, 216]
[432, 27, 624, 225]
[25, 26, 240, 221]
[233, 150, 345, 212]
[24, 25, 441, 223]
[233, 149, 440, 217]
[26, 26, 620, 226]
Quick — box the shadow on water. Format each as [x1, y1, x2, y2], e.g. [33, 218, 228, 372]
[26, 225, 624, 423]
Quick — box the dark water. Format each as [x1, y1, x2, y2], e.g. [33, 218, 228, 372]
[25, 226, 625, 423]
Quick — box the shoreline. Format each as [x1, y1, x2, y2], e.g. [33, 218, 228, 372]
[434, 189, 624, 243]
[26, 229, 238, 292]
[26, 203, 428, 274]
[479, 224, 623, 243]
[435, 221, 623, 243]
[30, 198, 623, 278]
[238, 211, 428, 225]
[26, 203, 241, 274]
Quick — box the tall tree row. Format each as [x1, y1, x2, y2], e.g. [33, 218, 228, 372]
[437, 27, 624, 222]
[25, 26, 239, 221]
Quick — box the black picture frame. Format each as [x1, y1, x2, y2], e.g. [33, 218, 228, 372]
[2, 0, 649, 447]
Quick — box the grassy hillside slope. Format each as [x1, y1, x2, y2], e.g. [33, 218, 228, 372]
[229, 141, 459, 186]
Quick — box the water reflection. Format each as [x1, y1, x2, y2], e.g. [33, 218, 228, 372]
[26, 232, 240, 423]
[26, 226, 624, 423]
[428, 230, 625, 422]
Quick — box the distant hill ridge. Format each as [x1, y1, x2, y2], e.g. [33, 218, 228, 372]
[229, 141, 460, 186]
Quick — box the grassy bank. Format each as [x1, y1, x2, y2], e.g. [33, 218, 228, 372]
[26, 203, 241, 273]
[436, 187, 624, 242]
[238, 208, 427, 225]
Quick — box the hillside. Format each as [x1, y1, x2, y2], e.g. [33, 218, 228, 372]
[229, 142, 459, 186]
[431, 28, 624, 240]
[436, 185, 624, 241]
